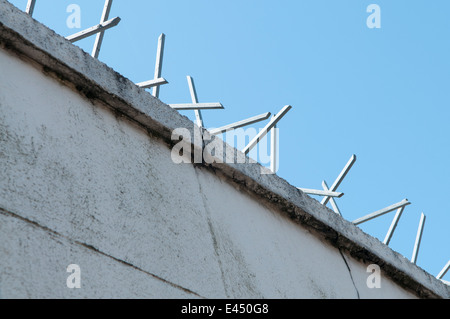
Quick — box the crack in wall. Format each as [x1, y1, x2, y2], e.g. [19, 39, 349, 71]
[0, 206, 204, 298]
[339, 248, 360, 299]
[193, 167, 230, 298]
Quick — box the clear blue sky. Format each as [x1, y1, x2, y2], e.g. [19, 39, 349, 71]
[9, 0, 449, 281]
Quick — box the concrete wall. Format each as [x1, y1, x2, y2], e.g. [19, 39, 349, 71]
[0, 0, 448, 299]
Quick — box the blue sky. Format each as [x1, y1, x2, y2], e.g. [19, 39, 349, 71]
[9, 0, 449, 281]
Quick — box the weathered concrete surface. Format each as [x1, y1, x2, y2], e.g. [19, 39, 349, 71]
[0, 209, 197, 299]
[195, 168, 417, 298]
[0, 0, 448, 298]
[0, 46, 225, 298]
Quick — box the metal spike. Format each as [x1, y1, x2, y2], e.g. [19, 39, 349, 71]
[169, 103, 223, 110]
[92, 0, 114, 58]
[26, 0, 36, 16]
[136, 78, 168, 89]
[270, 115, 278, 174]
[209, 112, 271, 136]
[66, 17, 121, 43]
[322, 180, 342, 216]
[169, 76, 223, 128]
[298, 188, 344, 198]
[152, 34, 166, 98]
[321, 155, 356, 206]
[411, 213, 426, 264]
[242, 105, 292, 155]
[383, 206, 405, 245]
[353, 199, 411, 225]
[187, 76, 204, 127]
[437, 260, 450, 280]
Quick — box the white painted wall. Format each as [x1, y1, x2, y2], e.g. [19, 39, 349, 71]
[0, 46, 421, 299]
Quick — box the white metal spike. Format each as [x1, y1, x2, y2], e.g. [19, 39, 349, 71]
[152, 34, 166, 98]
[136, 78, 168, 89]
[26, 0, 36, 16]
[169, 103, 224, 110]
[353, 199, 411, 225]
[321, 155, 356, 206]
[322, 180, 342, 216]
[383, 206, 405, 245]
[66, 17, 121, 43]
[170, 76, 223, 128]
[298, 188, 344, 198]
[242, 105, 292, 155]
[209, 112, 271, 136]
[270, 115, 278, 174]
[92, 0, 114, 58]
[187, 76, 204, 127]
[437, 260, 450, 280]
[411, 213, 426, 264]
